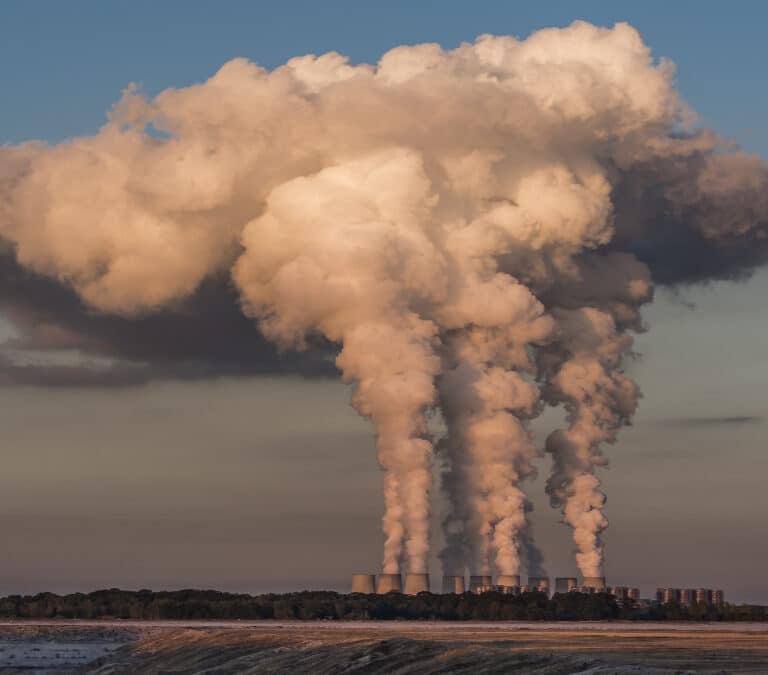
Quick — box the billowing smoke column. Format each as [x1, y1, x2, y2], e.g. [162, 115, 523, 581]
[233, 151, 444, 574]
[437, 300, 553, 578]
[543, 308, 641, 577]
[1, 21, 766, 579]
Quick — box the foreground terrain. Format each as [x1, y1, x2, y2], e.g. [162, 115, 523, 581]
[0, 621, 766, 673]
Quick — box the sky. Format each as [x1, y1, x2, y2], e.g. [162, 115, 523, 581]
[0, 1, 766, 602]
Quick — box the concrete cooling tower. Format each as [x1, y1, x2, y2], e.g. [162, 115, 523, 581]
[528, 576, 550, 593]
[555, 577, 578, 593]
[404, 573, 430, 595]
[350, 574, 376, 594]
[496, 574, 520, 587]
[469, 575, 492, 592]
[583, 576, 606, 592]
[441, 575, 466, 594]
[377, 573, 402, 594]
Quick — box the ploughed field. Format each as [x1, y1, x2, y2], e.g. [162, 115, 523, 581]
[0, 621, 766, 674]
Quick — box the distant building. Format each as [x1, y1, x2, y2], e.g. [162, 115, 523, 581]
[696, 588, 713, 605]
[712, 589, 725, 606]
[656, 587, 681, 604]
[476, 584, 512, 595]
[680, 589, 696, 605]
[609, 586, 629, 601]
[555, 577, 577, 594]
[627, 587, 640, 601]
[570, 586, 595, 594]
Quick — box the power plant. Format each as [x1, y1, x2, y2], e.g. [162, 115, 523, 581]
[469, 575, 493, 592]
[376, 573, 402, 594]
[656, 587, 725, 607]
[404, 573, 430, 594]
[582, 576, 606, 592]
[442, 575, 466, 594]
[555, 577, 578, 593]
[351, 574, 376, 594]
[351, 572, 728, 605]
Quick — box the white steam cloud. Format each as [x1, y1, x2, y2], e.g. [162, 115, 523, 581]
[1, 21, 766, 578]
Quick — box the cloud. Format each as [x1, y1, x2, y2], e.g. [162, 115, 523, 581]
[0, 249, 338, 387]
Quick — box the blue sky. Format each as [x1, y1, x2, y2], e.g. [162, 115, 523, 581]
[0, 1, 766, 601]
[3, 1, 768, 156]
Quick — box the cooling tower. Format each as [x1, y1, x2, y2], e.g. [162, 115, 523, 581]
[351, 574, 376, 594]
[555, 577, 577, 593]
[404, 573, 430, 595]
[496, 574, 520, 587]
[376, 573, 402, 593]
[441, 575, 466, 594]
[583, 576, 606, 591]
[528, 576, 550, 593]
[469, 575, 492, 592]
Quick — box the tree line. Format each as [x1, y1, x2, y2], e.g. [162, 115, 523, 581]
[0, 589, 764, 621]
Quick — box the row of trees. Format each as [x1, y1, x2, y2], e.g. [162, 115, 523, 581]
[0, 589, 763, 621]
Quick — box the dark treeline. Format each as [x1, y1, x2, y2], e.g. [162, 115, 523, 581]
[0, 590, 765, 621]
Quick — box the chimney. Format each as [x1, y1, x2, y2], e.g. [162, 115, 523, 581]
[496, 574, 520, 588]
[376, 573, 402, 594]
[404, 573, 430, 595]
[441, 575, 466, 594]
[469, 575, 492, 592]
[351, 574, 376, 594]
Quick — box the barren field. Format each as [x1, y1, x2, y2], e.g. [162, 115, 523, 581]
[0, 621, 765, 674]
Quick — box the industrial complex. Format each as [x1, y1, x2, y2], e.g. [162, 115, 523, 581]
[350, 573, 725, 605]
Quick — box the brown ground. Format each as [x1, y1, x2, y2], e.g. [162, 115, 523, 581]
[1, 621, 766, 674]
[86, 622, 768, 674]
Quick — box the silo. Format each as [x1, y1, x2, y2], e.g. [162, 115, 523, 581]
[377, 573, 402, 593]
[404, 573, 430, 595]
[351, 574, 376, 594]
[496, 574, 520, 588]
[528, 576, 550, 593]
[555, 577, 577, 593]
[583, 576, 606, 591]
[441, 575, 466, 594]
[469, 575, 493, 592]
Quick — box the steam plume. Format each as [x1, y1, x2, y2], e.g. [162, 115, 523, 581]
[1, 21, 766, 578]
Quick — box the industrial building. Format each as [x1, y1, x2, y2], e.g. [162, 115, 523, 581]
[655, 587, 724, 606]
[350, 572, 725, 605]
[469, 575, 492, 592]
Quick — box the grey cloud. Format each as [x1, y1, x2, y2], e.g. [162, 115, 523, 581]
[0, 248, 338, 387]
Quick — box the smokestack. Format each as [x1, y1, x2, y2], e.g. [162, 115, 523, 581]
[469, 575, 492, 592]
[441, 575, 466, 594]
[496, 574, 520, 587]
[583, 576, 606, 591]
[528, 576, 550, 593]
[376, 573, 402, 594]
[555, 577, 578, 593]
[350, 574, 376, 594]
[404, 573, 430, 595]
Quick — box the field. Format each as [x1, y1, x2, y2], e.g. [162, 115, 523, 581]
[0, 620, 766, 673]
